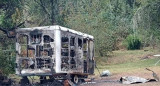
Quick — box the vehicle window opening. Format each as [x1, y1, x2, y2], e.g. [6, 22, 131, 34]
[62, 36, 69, 48]
[44, 44, 51, 48]
[21, 59, 29, 69]
[48, 48, 53, 56]
[41, 50, 49, 56]
[18, 35, 28, 44]
[18, 35, 28, 57]
[70, 37, 75, 46]
[44, 35, 54, 43]
[61, 55, 69, 71]
[31, 34, 41, 44]
[42, 35, 54, 57]
[20, 45, 27, 57]
[61, 49, 69, 56]
[28, 48, 35, 58]
[62, 43, 68, 48]
[62, 37, 68, 42]
[36, 58, 51, 68]
[61, 36, 69, 57]
[83, 39, 88, 58]
[40, 47, 53, 57]
[78, 38, 82, 48]
[70, 58, 76, 69]
[70, 50, 75, 57]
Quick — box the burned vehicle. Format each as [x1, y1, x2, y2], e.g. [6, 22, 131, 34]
[13, 25, 95, 84]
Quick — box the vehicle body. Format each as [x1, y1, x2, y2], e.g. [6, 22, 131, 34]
[14, 25, 94, 84]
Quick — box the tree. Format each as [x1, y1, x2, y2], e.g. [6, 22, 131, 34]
[0, 0, 24, 74]
[132, 0, 160, 48]
[23, 0, 67, 27]
[0, 0, 24, 28]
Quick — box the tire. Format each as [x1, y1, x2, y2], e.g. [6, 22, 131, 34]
[73, 75, 79, 84]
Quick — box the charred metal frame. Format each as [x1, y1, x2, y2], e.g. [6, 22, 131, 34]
[15, 25, 94, 79]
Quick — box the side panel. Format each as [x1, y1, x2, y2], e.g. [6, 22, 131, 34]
[54, 29, 61, 73]
[88, 40, 94, 74]
[76, 36, 83, 72]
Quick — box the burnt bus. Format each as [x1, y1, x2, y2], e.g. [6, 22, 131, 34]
[15, 25, 94, 84]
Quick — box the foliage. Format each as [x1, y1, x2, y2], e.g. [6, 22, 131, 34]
[132, 0, 160, 48]
[0, 0, 21, 75]
[0, 33, 16, 73]
[0, 51, 15, 75]
[1, 0, 160, 74]
[0, 0, 23, 28]
[23, 0, 67, 27]
[125, 35, 141, 50]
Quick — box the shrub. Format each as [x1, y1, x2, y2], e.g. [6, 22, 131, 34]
[0, 51, 15, 75]
[125, 35, 141, 50]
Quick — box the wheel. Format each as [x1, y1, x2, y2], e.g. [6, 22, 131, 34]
[73, 75, 79, 84]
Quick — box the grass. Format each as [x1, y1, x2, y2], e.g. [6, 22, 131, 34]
[95, 58, 160, 74]
[94, 48, 160, 77]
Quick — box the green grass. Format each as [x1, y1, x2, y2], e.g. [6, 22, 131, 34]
[95, 58, 160, 76]
[96, 58, 160, 74]
[94, 48, 160, 76]
[96, 49, 159, 65]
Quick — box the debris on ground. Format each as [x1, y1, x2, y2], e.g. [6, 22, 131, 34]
[146, 68, 159, 81]
[120, 76, 150, 84]
[153, 54, 160, 57]
[141, 54, 153, 60]
[84, 78, 95, 82]
[100, 70, 111, 77]
[120, 68, 159, 84]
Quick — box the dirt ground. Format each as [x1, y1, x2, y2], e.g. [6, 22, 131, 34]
[81, 81, 160, 86]
[80, 69, 160, 86]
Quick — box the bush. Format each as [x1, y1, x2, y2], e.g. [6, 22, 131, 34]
[125, 35, 141, 50]
[0, 51, 15, 75]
